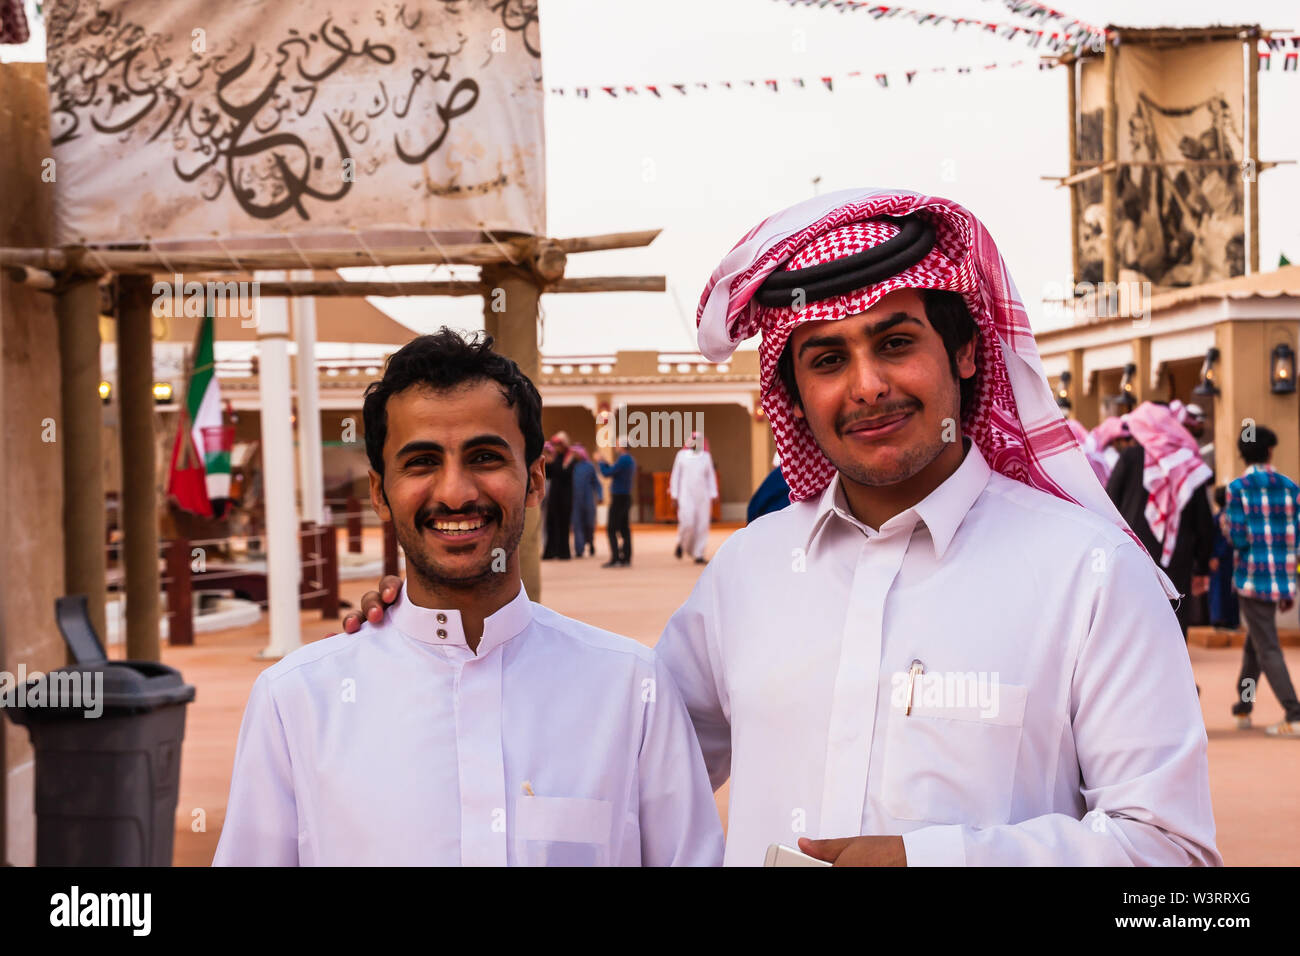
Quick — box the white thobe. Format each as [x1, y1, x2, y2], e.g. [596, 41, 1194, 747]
[213, 584, 724, 866]
[657, 442, 1222, 866]
[670, 449, 719, 559]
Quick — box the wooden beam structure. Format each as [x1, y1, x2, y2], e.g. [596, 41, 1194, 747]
[55, 278, 108, 646]
[3, 225, 664, 616]
[243, 275, 666, 297]
[0, 229, 662, 278]
[1102, 33, 1118, 286]
[117, 275, 161, 661]
[1042, 159, 1292, 189]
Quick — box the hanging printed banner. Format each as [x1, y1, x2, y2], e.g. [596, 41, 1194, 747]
[1074, 40, 1246, 287]
[44, 0, 545, 248]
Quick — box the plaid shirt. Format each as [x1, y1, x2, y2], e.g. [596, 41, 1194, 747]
[1225, 465, 1300, 601]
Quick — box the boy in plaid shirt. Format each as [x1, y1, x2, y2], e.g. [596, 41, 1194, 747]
[1224, 424, 1300, 736]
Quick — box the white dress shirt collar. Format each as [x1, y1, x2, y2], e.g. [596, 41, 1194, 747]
[805, 439, 992, 560]
[389, 580, 533, 656]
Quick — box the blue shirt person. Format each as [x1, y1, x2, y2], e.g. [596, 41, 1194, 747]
[570, 447, 603, 557]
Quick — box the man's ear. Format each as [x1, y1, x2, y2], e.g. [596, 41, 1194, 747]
[525, 455, 546, 508]
[956, 331, 978, 381]
[368, 469, 392, 523]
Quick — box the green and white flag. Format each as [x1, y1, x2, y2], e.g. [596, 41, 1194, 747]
[186, 315, 231, 502]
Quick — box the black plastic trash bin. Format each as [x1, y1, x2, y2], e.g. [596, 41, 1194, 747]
[1, 595, 195, 866]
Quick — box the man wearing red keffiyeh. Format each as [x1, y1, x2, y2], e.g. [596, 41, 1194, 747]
[656, 187, 1220, 867]
[344, 188, 1221, 868]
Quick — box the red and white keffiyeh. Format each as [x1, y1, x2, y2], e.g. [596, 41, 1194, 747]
[696, 186, 1176, 595]
[1091, 415, 1130, 453]
[1122, 401, 1214, 567]
[1066, 419, 1110, 487]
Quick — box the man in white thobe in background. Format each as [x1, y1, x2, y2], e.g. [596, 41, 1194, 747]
[213, 330, 722, 867]
[670, 432, 718, 564]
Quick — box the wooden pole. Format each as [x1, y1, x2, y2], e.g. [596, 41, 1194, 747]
[1102, 35, 1118, 287]
[481, 264, 542, 601]
[1067, 58, 1081, 285]
[7, 265, 56, 289]
[382, 519, 399, 578]
[244, 275, 666, 297]
[0, 229, 662, 277]
[164, 536, 193, 647]
[55, 277, 108, 648]
[321, 523, 340, 620]
[117, 275, 161, 661]
[345, 493, 363, 553]
[1248, 33, 1260, 275]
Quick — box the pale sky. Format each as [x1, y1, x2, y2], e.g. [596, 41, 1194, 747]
[7, 0, 1298, 356]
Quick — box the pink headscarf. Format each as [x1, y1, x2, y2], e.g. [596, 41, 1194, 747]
[1065, 419, 1109, 487]
[1122, 402, 1214, 567]
[696, 186, 1176, 597]
[1091, 416, 1130, 452]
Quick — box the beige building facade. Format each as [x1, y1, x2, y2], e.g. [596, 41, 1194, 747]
[1037, 266, 1300, 485]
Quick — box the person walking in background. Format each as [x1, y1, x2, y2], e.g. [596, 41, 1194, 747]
[670, 432, 719, 565]
[1208, 485, 1239, 631]
[542, 431, 574, 560]
[1223, 425, 1300, 737]
[570, 443, 602, 558]
[1106, 401, 1215, 641]
[600, 440, 636, 567]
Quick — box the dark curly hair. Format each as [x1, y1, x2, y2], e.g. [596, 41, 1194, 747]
[775, 288, 979, 414]
[363, 328, 544, 479]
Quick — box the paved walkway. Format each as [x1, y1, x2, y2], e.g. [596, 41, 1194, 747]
[149, 526, 1299, 866]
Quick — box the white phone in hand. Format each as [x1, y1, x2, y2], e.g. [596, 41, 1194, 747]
[764, 843, 832, 867]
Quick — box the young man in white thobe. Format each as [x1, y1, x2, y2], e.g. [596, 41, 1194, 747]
[346, 191, 1221, 867]
[666, 188, 1220, 866]
[670, 432, 719, 564]
[213, 330, 723, 867]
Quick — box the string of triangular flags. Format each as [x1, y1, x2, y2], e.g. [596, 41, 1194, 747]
[1259, 36, 1300, 71]
[773, 0, 1107, 55]
[546, 34, 1300, 100]
[980, 0, 1107, 43]
[547, 60, 1052, 98]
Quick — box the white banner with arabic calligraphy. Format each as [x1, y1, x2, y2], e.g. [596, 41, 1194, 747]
[45, 0, 544, 248]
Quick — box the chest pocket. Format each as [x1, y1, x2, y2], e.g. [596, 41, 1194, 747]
[513, 796, 613, 867]
[880, 682, 1028, 828]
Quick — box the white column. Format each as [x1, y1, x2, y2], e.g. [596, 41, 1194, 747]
[292, 269, 326, 525]
[255, 271, 303, 659]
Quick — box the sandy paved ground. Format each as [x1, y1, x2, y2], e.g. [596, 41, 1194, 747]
[143, 526, 1299, 866]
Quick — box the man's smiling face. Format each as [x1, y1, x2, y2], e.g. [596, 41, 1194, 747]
[786, 287, 976, 489]
[369, 380, 544, 591]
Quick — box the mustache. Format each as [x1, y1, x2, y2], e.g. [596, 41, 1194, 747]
[837, 400, 920, 434]
[416, 504, 501, 525]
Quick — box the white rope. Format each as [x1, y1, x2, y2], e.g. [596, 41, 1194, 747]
[481, 226, 520, 266]
[83, 244, 113, 276]
[212, 233, 246, 274]
[145, 238, 179, 276]
[353, 228, 409, 296]
[421, 226, 474, 293]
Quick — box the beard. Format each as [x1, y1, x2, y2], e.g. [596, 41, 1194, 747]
[394, 500, 527, 592]
[818, 390, 958, 488]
